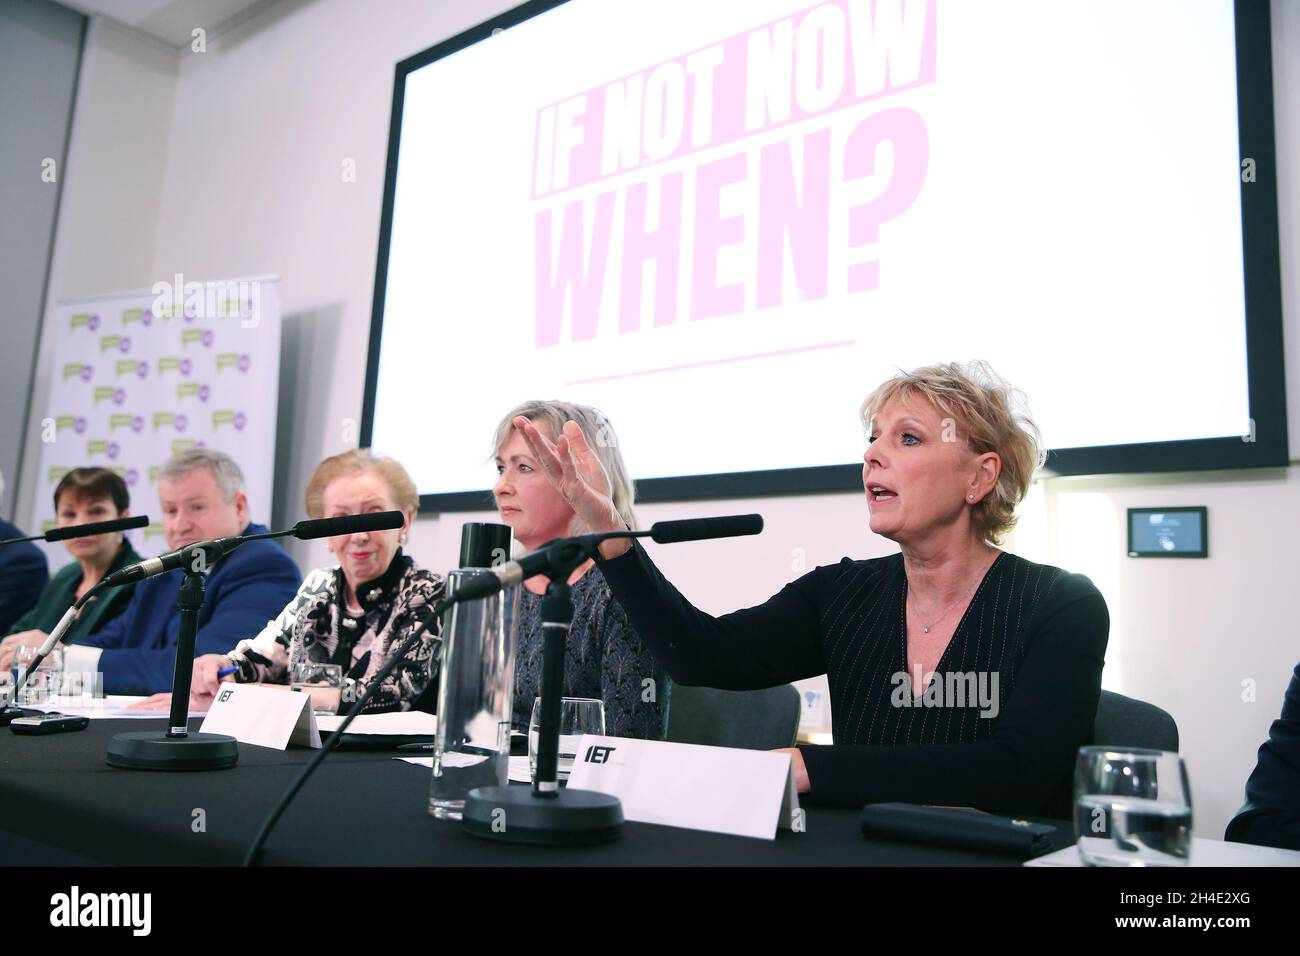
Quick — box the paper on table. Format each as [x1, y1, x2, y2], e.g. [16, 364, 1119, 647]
[316, 711, 436, 735]
[25, 695, 207, 719]
[1025, 837, 1300, 867]
[567, 734, 799, 839]
[395, 754, 531, 783]
[200, 682, 320, 749]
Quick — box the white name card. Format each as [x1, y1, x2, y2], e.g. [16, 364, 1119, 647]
[199, 683, 321, 750]
[566, 735, 801, 840]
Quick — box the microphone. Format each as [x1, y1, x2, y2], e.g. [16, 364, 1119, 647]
[452, 513, 765, 604]
[451, 544, 572, 602]
[0, 514, 148, 546]
[14, 510, 410, 703]
[100, 538, 236, 588]
[290, 511, 405, 540]
[649, 514, 764, 544]
[99, 511, 407, 588]
[18, 537, 235, 699]
[44, 514, 150, 542]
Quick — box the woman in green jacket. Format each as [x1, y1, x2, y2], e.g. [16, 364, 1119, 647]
[4, 468, 140, 648]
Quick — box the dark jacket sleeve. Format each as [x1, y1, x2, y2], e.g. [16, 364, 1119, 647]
[1224, 662, 1300, 850]
[98, 544, 301, 694]
[0, 539, 49, 634]
[595, 540, 832, 690]
[797, 572, 1109, 815]
[78, 592, 132, 650]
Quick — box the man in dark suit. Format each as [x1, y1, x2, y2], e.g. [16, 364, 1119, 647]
[0, 449, 299, 695]
[1225, 662, 1300, 851]
[0, 512, 49, 634]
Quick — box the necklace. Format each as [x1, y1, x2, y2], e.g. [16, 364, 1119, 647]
[908, 559, 994, 633]
[909, 588, 974, 634]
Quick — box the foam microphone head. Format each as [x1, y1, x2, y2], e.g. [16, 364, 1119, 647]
[44, 514, 149, 542]
[292, 511, 406, 540]
[649, 514, 764, 544]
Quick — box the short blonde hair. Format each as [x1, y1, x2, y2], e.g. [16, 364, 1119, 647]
[860, 361, 1044, 545]
[491, 400, 638, 532]
[304, 449, 418, 520]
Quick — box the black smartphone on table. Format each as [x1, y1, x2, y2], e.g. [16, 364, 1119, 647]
[10, 712, 90, 735]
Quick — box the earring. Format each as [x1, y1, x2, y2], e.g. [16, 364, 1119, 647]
[967, 494, 976, 501]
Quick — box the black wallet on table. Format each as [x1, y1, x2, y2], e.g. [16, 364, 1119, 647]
[860, 802, 1060, 857]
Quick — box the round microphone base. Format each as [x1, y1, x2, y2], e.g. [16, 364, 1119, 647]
[461, 785, 623, 845]
[106, 731, 239, 771]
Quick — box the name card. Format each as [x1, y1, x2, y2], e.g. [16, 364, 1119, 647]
[566, 735, 801, 840]
[199, 683, 321, 750]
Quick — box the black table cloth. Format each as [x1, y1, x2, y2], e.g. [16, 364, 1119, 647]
[0, 719, 1073, 866]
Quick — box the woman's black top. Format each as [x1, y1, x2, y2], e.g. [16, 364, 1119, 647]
[596, 544, 1109, 818]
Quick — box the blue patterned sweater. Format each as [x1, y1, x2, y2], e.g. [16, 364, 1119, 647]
[511, 562, 668, 740]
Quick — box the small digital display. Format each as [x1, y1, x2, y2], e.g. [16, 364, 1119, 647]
[1127, 507, 1208, 558]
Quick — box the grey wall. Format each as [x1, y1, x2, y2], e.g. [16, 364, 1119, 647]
[0, 0, 84, 521]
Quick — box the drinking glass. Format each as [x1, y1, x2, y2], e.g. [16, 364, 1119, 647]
[1074, 746, 1192, 866]
[290, 662, 343, 715]
[529, 697, 605, 782]
[12, 646, 63, 706]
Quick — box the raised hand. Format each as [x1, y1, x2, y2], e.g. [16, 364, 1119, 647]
[513, 417, 622, 534]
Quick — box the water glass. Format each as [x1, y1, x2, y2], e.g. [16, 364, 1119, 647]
[12, 646, 64, 706]
[290, 662, 343, 714]
[1074, 746, 1192, 866]
[529, 697, 605, 782]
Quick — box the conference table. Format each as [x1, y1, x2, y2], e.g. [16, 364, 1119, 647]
[0, 717, 1076, 866]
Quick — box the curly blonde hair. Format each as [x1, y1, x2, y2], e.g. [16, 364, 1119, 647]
[860, 361, 1044, 545]
[304, 449, 418, 519]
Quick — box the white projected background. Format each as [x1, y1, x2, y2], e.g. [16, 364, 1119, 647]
[370, 0, 1249, 497]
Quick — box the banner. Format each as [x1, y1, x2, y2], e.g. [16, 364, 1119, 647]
[30, 276, 281, 570]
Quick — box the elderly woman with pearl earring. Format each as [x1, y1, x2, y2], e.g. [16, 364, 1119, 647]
[178, 450, 444, 713]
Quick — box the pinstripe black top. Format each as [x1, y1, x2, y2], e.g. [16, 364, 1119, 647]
[597, 544, 1109, 818]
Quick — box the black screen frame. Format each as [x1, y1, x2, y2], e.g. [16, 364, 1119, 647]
[361, 0, 1289, 513]
[1127, 506, 1209, 559]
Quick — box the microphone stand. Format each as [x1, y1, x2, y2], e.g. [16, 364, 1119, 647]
[1, 514, 151, 718]
[243, 594, 453, 865]
[8, 512, 403, 763]
[462, 536, 623, 845]
[241, 514, 762, 860]
[106, 565, 239, 771]
[1, 603, 80, 725]
[3, 577, 109, 725]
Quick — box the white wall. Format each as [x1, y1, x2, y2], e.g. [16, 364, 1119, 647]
[22, 0, 1299, 839]
[16, 14, 177, 520]
[0, 0, 83, 518]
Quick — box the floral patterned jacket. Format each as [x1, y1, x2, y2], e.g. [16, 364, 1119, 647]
[229, 551, 444, 713]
